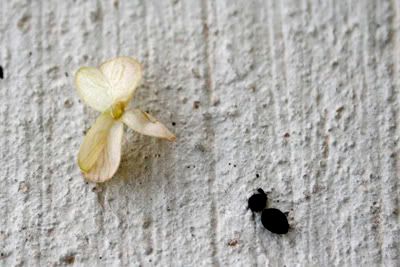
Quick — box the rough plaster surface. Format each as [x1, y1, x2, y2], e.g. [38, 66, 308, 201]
[0, 0, 399, 266]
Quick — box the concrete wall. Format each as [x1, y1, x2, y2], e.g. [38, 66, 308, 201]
[0, 0, 399, 266]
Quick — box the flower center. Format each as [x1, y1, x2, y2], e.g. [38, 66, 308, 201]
[111, 102, 125, 119]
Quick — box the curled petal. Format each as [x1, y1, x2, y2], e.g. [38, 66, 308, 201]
[84, 122, 124, 182]
[75, 67, 112, 112]
[100, 57, 142, 104]
[122, 109, 176, 141]
[78, 113, 124, 182]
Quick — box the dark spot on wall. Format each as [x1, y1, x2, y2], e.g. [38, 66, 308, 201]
[0, 65, 3, 79]
[64, 99, 73, 108]
[90, 7, 103, 23]
[144, 247, 153, 255]
[17, 14, 31, 32]
[227, 239, 239, 247]
[47, 66, 60, 79]
[193, 101, 200, 109]
[335, 106, 345, 120]
[142, 218, 151, 229]
[61, 255, 75, 265]
[172, 122, 176, 126]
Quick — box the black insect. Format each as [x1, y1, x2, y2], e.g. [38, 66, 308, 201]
[0, 65, 3, 79]
[248, 188, 267, 212]
[261, 208, 289, 234]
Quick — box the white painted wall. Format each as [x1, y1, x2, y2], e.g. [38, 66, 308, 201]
[0, 0, 399, 266]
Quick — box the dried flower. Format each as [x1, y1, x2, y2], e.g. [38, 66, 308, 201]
[74, 56, 175, 182]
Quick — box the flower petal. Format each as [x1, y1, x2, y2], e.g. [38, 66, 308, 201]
[78, 112, 115, 172]
[100, 56, 142, 104]
[75, 67, 112, 112]
[84, 121, 124, 183]
[122, 109, 176, 141]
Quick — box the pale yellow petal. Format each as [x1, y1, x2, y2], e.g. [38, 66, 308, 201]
[122, 109, 176, 141]
[78, 112, 115, 172]
[75, 67, 112, 112]
[84, 121, 124, 183]
[99, 56, 142, 104]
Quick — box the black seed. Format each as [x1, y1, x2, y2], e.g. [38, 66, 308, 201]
[0, 65, 3, 79]
[248, 188, 267, 212]
[261, 208, 289, 234]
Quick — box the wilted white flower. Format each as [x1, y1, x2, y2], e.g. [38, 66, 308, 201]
[74, 56, 175, 182]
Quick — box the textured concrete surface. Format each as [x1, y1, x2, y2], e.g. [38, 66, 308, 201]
[0, 0, 399, 266]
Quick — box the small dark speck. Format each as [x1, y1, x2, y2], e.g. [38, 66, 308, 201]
[65, 72, 69, 77]
[28, 51, 32, 56]
[17, 14, 31, 32]
[0, 66, 3, 79]
[283, 132, 290, 138]
[99, 256, 102, 260]
[61, 255, 75, 265]
[193, 101, 200, 109]
[228, 162, 231, 166]
[166, 207, 171, 212]
[144, 247, 153, 255]
[90, 7, 103, 23]
[227, 239, 239, 247]
[64, 99, 73, 108]
[256, 174, 260, 178]
[142, 218, 151, 229]
[172, 122, 176, 126]
[233, 164, 237, 167]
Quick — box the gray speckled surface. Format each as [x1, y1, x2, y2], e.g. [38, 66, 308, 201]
[0, 0, 399, 266]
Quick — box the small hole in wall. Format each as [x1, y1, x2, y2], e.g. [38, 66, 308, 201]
[0, 65, 3, 79]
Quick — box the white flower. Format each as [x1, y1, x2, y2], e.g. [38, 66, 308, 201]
[74, 56, 175, 182]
